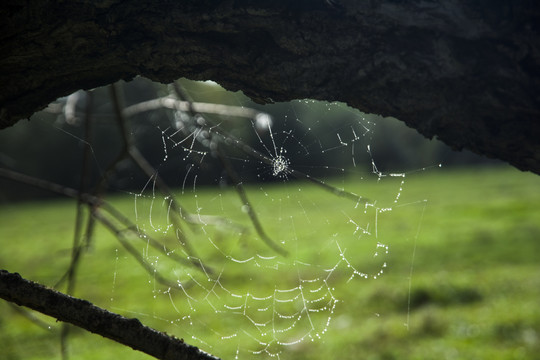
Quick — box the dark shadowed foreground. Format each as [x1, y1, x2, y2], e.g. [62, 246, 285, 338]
[1, 1, 539, 173]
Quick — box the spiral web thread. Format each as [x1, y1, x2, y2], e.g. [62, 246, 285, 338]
[118, 96, 424, 359]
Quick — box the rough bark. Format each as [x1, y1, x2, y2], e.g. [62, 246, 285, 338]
[0, 270, 220, 360]
[1, 0, 539, 173]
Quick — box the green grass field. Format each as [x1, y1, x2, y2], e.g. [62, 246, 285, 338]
[1, 166, 539, 360]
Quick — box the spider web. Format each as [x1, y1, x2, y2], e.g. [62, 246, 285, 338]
[111, 83, 430, 359]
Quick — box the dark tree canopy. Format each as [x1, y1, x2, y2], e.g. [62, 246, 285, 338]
[1, 0, 539, 173]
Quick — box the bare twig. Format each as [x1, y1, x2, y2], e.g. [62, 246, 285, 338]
[0, 168, 206, 276]
[7, 302, 57, 332]
[171, 81, 288, 256]
[203, 118, 369, 205]
[0, 270, 220, 360]
[61, 89, 95, 360]
[92, 209, 189, 289]
[123, 96, 261, 120]
[217, 149, 289, 256]
[108, 83, 212, 273]
[55, 90, 95, 289]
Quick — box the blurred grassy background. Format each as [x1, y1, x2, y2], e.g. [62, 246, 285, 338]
[1, 165, 539, 360]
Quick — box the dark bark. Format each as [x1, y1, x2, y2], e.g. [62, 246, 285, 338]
[1, 0, 539, 173]
[0, 270, 220, 360]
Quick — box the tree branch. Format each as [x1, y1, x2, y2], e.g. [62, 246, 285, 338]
[0, 167, 207, 281]
[1, 0, 539, 173]
[0, 270, 220, 360]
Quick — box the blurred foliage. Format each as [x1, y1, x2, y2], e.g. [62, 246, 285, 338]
[0, 77, 501, 201]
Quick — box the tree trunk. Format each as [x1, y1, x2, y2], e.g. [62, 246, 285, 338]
[1, 0, 539, 173]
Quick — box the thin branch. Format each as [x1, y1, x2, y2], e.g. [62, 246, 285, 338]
[61, 89, 95, 360]
[217, 149, 289, 257]
[169, 82, 366, 216]
[0, 270, 220, 360]
[208, 121, 369, 205]
[123, 96, 261, 120]
[92, 209, 187, 289]
[7, 302, 57, 333]
[55, 90, 95, 288]
[108, 83, 212, 274]
[171, 81, 288, 256]
[0, 168, 206, 276]
[89, 83, 131, 195]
